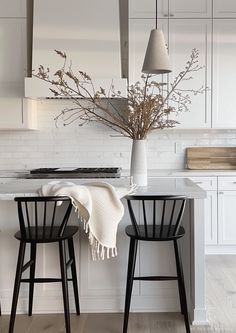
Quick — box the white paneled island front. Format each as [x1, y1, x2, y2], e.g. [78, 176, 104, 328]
[0, 177, 206, 325]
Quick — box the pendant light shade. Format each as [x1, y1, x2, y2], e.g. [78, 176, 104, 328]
[142, 29, 172, 74]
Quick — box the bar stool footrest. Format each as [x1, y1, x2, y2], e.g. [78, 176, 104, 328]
[21, 278, 73, 283]
[133, 275, 178, 281]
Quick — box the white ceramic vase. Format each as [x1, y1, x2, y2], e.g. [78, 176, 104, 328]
[130, 139, 148, 186]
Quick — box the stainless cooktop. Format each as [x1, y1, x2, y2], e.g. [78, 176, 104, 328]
[27, 167, 122, 179]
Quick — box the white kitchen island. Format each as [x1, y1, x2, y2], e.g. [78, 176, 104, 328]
[0, 177, 207, 325]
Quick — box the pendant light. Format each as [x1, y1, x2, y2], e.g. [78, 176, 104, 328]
[142, 0, 172, 74]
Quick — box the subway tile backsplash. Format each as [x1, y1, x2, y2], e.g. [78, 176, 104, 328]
[1, 101, 236, 170]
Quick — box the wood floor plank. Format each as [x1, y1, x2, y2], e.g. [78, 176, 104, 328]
[1, 255, 236, 332]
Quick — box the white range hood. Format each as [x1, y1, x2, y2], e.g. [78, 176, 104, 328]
[25, 0, 127, 98]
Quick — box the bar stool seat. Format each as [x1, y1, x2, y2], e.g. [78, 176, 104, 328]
[123, 195, 191, 333]
[9, 196, 80, 333]
[15, 226, 79, 243]
[126, 224, 185, 241]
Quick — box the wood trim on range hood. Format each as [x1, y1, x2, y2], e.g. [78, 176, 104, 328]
[25, 0, 127, 98]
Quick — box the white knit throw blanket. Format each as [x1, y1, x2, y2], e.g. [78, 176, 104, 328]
[39, 181, 136, 260]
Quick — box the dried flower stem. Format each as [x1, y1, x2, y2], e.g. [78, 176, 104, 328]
[34, 48, 205, 139]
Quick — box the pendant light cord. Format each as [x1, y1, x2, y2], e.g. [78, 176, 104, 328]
[155, 0, 157, 29]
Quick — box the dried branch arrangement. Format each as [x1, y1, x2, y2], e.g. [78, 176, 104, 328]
[35, 48, 205, 140]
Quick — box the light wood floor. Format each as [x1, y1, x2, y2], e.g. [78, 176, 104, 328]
[1, 255, 236, 333]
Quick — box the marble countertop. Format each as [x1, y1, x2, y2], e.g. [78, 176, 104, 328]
[1, 169, 236, 179]
[0, 167, 235, 201]
[145, 169, 236, 177]
[131, 177, 206, 198]
[0, 177, 206, 200]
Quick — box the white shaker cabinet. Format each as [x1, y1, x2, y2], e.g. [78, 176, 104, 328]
[129, 19, 211, 128]
[212, 20, 236, 128]
[168, 19, 211, 129]
[218, 191, 236, 245]
[168, 0, 212, 18]
[129, 0, 167, 19]
[129, 0, 212, 19]
[218, 178, 236, 245]
[190, 176, 236, 251]
[190, 176, 236, 249]
[213, 0, 236, 18]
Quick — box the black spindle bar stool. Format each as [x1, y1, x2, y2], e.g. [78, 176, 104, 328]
[123, 195, 190, 333]
[9, 196, 80, 333]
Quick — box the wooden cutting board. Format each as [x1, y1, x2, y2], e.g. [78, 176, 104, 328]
[186, 147, 236, 170]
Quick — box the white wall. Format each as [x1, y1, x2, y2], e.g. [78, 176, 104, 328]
[0, 99, 236, 171]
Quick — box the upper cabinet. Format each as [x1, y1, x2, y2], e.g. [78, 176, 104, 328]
[129, 0, 212, 19]
[0, 0, 26, 18]
[129, 19, 211, 129]
[213, 0, 236, 18]
[168, 19, 211, 129]
[129, 0, 236, 129]
[212, 20, 236, 128]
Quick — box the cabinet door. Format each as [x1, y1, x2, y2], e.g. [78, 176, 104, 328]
[129, 0, 168, 19]
[168, 19, 211, 128]
[218, 191, 236, 244]
[129, 0, 211, 18]
[0, 18, 26, 97]
[212, 20, 236, 128]
[0, 0, 26, 17]
[213, 0, 236, 18]
[169, 0, 212, 18]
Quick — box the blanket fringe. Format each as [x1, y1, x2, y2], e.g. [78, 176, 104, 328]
[88, 232, 117, 260]
[80, 214, 117, 260]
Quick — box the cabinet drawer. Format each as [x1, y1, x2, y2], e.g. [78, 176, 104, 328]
[218, 177, 236, 190]
[188, 177, 217, 191]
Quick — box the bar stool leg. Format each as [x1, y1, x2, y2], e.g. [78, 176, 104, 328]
[9, 242, 26, 333]
[28, 243, 37, 316]
[59, 240, 71, 333]
[123, 238, 138, 333]
[174, 239, 191, 333]
[175, 240, 184, 315]
[68, 237, 80, 315]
